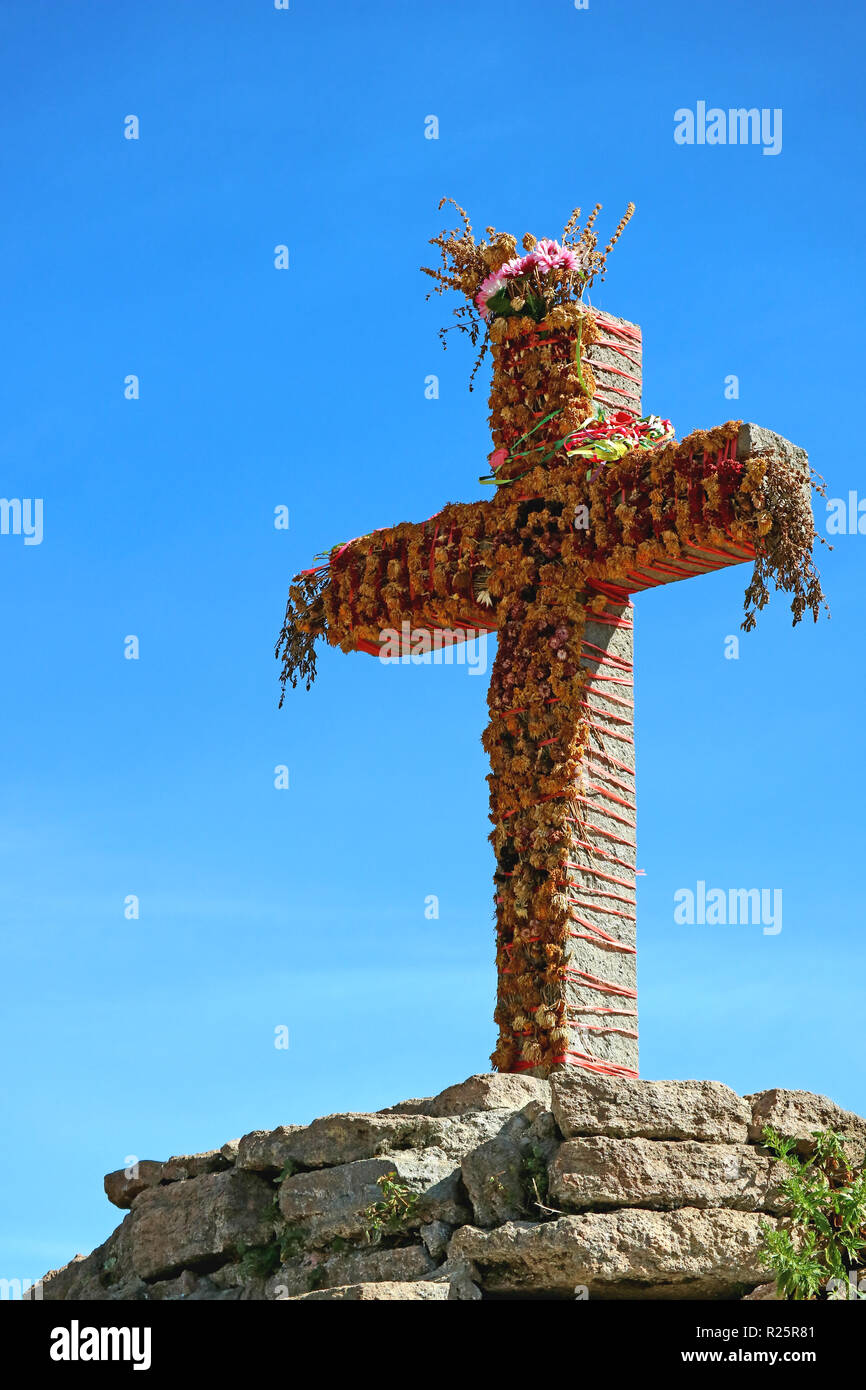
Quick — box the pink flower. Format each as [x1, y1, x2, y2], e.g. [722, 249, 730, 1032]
[534, 238, 579, 274]
[496, 254, 532, 280]
[475, 270, 507, 315]
[475, 240, 584, 318]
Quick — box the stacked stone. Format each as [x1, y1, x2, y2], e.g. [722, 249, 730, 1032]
[35, 1076, 866, 1302]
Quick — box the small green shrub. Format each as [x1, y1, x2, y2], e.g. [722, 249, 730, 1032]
[758, 1126, 866, 1300]
[278, 1225, 307, 1262]
[362, 1172, 419, 1243]
[236, 1242, 282, 1280]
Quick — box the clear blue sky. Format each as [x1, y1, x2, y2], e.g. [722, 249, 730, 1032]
[1, 0, 864, 1283]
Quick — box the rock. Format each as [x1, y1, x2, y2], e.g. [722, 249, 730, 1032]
[208, 1262, 247, 1290]
[414, 1169, 473, 1227]
[381, 1097, 433, 1115]
[278, 1157, 418, 1247]
[160, 1150, 230, 1183]
[38, 1219, 141, 1301]
[38, 1075, 862, 1303]
[266, 1242, 434, 1299]
[104, 1150, 232, 1209]
[423, 1074, 552, 1117]
[145, 1270, 220, 1301]
[742, 1281, 780, 1301]
[450, 1209, 772, 1298]
[292, 1280, 452, 1301]
[420, 1221, 452, 1260]
[462, 1109, 559, 1226]
[148, 1278, 243, 1301]
[419, 1257, 483, 1301]
[254, 1113, 441, 1170]
[104, 1161, 165, 1210]
[549, 1137, 788, 1213]
[129, 1170, 276, 1281]
[551, 1075, 750, 1143]
[239, 1109, 509, 1173]
[235, 1126, 303, 1173]
[746, 1089, 866, 1165]
[382, 1074, 551, 1118]
[277, 1145, 475, 1248]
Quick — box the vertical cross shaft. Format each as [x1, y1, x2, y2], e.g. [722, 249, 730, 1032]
[487, 588, 637, 1078]
[563, 601, 637, 1078]
[484, 308, 644, 1078]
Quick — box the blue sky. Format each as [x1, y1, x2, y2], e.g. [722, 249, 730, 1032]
[1, 0, 864, 1282]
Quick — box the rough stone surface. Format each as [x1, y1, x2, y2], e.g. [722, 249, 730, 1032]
[235, 1125, 303, 1173]
[104, 1150, 233, 1210]
[104, 1161, 165, 1210]
[146, 1270, 229, 1302]
[549, 1137, 788, 1213]
[746, 1089, 866, 1166]
[293, 1280, 452, 1301]
[38, 1218, 141, 1302]
[414, 1169, 473, 1227]
[267, 1243, 434, 1299]
[462, 1108, 558, 1226]
[277, 1158, 397, 1246]
[242, 1109, 507, 1173]
[737, 424, 813, 520]
[37, 1074, 865, 1302]
[424, 1074, 552, 1117]
[160, 1150, 231, 1183]
[742, 1281, 780, 1301]
[552, 1074, 750, 1143]
[130, 1170, 276, 1281]
[450, 1209, 772, 1299]
[420, 1220, 452, 1260]
[561, 606, 638, 1076]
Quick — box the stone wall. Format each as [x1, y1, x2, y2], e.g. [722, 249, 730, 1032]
[36, 1075, 866, 1302]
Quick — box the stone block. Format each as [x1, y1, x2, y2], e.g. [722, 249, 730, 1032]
[551, 1074, 750, 1143]
[450, 1208, 772, 1298]
[549, 1137, 787, 1212]
[129, 1170, 276, 1281]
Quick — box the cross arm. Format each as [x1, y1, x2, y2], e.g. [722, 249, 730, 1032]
[277, 419, 824, 697]
[277, 500, 497, 693]
[595, 422, 816, 607]
[489, 419, 822, 627]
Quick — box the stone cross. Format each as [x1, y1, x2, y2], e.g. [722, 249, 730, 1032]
[280, 310, 813, 1079]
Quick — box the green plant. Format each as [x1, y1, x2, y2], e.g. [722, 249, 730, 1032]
[758, 1126, 866, 1300]
[362, 1172, 419, 1244]
[278, 1225, 307, 1262]
[236, 1242, 282, 1280]
[275, 1158, 298, 1183]
[521, 1144, 550, 1213]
